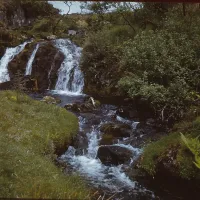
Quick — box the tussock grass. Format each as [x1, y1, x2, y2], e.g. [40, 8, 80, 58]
[0, 90, 90, 199]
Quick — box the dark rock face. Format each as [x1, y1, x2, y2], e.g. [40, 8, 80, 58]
[100, 123, 132, 138]
[7, 41, 64, 92]
[0, 76, 39, 92]
[8, 43, 35, 80]
[0, 81, 12, 90]
[31, 42, 64, 91]
[79, 113, 101, 125]
[71, 131, 88, 155]
[0, 0, 59, 29]
[116, 106, 138, 119]
[97, 145, 134, 165]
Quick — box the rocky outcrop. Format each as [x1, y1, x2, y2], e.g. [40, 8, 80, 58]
[8, 41, 65, 92]
[31, 41, 64, 91]
[0, 0, 59, 29]
[8, 43, 35, 79]
[97, 145, 134, 165]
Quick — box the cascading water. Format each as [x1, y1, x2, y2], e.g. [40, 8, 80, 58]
[53, 39, 84, 95]
[59, 104, 156, 199]
[25, 43, 40, 75]
[0, 41, 30, 83]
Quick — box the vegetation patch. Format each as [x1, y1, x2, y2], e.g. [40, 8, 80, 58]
[140, 109, 200, 180]
[0, 90, 89, 199]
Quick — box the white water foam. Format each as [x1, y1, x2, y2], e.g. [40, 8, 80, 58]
[0, 41, 30, 83]
[60, 122, 138, 191]
[25, 43, 40, 75]
[54, 39, 84, 94]
[116, 115, 140, 129]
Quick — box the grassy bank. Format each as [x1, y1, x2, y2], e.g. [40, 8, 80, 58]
[0, 90, 89, 199]
[140, 106, 200, 180]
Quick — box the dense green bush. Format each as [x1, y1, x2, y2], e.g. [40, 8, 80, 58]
[118, 28, 200, 121]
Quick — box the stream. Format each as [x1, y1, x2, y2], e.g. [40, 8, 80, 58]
[49, 91, 157, 200]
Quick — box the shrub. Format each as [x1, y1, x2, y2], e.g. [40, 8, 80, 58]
[118, 29, 200, 122]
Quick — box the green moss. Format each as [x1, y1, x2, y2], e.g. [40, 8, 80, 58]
[176, 147, 198, 179]
[100, 134, 114, 145]
[0, 91, 89, 199]
[140, 133, 180, 175]
[140, 111, 200, 180]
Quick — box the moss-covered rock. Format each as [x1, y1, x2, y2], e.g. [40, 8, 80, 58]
[139, 108, 200, 180]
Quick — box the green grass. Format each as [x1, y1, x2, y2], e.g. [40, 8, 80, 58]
[140, 112, 200, 179]
[0, 90, 90, 199]
[140, 133, 180, 176]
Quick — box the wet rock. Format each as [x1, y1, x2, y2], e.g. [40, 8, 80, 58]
[71, 131, 88, 155]
[46, 35, 57, 40]
[31, 42, 64, 91]
[0, 76, 39, 92]
[65, 103, 81, 112]
[116, 106, 138, 119]
[64, 97, 101, 113]
[41, 96, 61, 104]
[100, 123, 132, 138]
[79, 113, 101, 125]
[8, 43, 35, 80]
[0, 81, 12, 90]
[99, 134, 116, 145]
[146, 118, 156, 127]
[8, 41, 65, 92]
[134, 121, 157, 136]
[97, 145, 134, 165]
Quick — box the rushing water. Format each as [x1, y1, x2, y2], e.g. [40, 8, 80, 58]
[25, 43, 40, 75]
[53, 39, 84, 95]
[0, 41, 30, 83]
[52, 96, 156, 199]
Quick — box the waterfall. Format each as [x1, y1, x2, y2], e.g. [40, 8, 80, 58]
[53, 39, 84, 95]
[0, 41, 30, 83]
[25, 43, 40, 75]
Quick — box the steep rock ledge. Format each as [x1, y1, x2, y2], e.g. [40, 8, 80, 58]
[8, 41, 64, 92]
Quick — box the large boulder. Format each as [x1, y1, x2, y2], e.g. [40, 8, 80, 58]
[100, 123, 132, 138]
[71, 131, 88, 155]
[97, 145, 134, 165]
[99, 123, 132, 145]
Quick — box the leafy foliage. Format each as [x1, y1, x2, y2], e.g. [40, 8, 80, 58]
[181, 133, 200, 169]
[118, 21, 200, 121]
